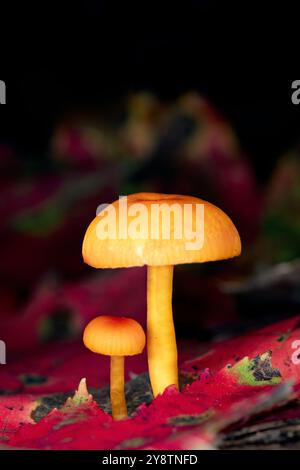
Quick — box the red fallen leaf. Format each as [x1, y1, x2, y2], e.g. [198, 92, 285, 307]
[5, 384, 217, 449]
[182, 316, 300, 384]
[149, 380, 293, 450]
[134, 353, 284, 430]
[6, 379, 113, 450]
[6, 381, 290, 450]
[3, 316, 300, 449]
[0, 395, 38, 442]
[7, 351, 294, 450]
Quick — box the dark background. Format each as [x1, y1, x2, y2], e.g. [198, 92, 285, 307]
[0, 0, 298, 184]
[1, 74, 299, 183]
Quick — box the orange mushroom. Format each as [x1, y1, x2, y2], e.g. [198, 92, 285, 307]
[82, 193, 241, 397]
[83, 315, 145, 420]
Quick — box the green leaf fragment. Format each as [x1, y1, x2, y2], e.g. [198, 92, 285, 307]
[228, 352, 282, 386]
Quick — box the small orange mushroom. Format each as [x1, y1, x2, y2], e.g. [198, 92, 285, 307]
[83, 315, 145, 420]
[82, 193, 241, 397]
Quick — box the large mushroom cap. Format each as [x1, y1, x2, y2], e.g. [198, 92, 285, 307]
[82, 192, 241, 268]
[83, 315, 146, 356]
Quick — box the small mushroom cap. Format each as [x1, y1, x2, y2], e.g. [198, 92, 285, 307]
[83, 192, 241, 268]
[83, 316, 146, 356]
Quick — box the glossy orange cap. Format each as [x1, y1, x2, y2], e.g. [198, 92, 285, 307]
[82, 193, 241, 268]
[83, 316, 146, 356]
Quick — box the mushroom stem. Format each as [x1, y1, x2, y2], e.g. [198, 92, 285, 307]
[147, 265, 178, 397]
[110, 356, 127, 420]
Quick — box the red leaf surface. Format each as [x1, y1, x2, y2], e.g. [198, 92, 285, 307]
[0, 395, 37, 443]
[182, 316, 300, 384]
[2, 316, 300, 449]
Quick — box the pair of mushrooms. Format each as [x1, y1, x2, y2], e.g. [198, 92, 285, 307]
[82, 193, 241, 419]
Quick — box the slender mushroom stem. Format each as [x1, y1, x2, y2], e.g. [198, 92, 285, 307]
[147, 265, 178, 397]
[110, 356, 127, 420]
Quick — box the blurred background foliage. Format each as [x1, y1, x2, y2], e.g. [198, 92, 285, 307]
[1, 83, 300, 352]
[1, 16, 300, 356]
